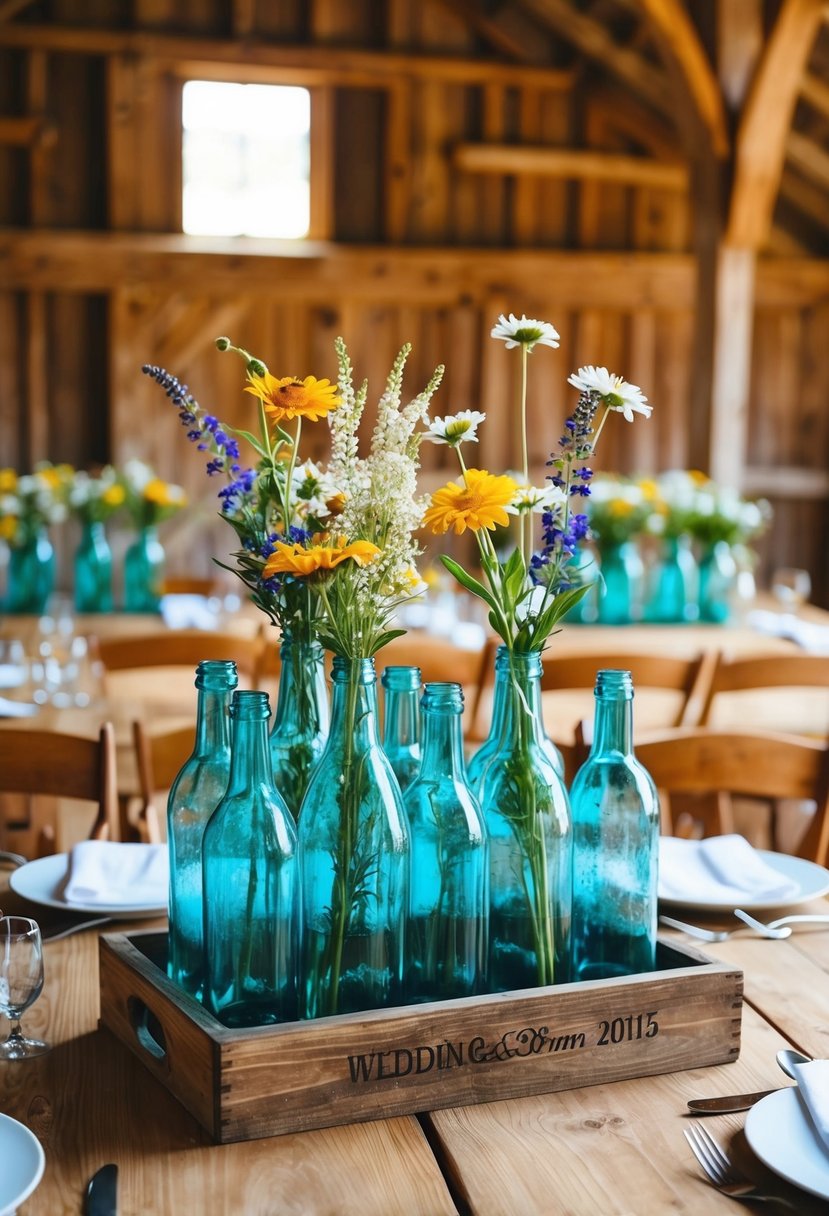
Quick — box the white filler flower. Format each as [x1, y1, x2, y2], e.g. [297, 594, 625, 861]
[491, 313, 560, 352]
[423, 410, 487, 446]
[567, 366, 652, 421]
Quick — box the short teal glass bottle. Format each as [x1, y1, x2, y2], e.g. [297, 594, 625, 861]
[298, 656, 409, 1019]
[202, 690, 299, 1027]
[698, 541, 737, 623]
[74, 522, 113, 613]
[570, 669, 659, 981]
[644, 535, 699, 623]
[167, 660, 238, 1000]
[6, 529, 55, 614]
[124, 525, 165, 612]
[405, 682, 488, 1002]
[466, 644, 565, 796]
[596, 541, 644, 624]
[268, 631, 329, 819]
[479, 650, 572, 991]
[381, 665, 422, 793]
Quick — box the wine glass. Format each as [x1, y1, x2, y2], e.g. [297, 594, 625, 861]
[0, 917, 50, 1059]
[771, 566, 812, 612]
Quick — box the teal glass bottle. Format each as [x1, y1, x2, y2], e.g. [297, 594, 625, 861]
[570, 669, 659, 980]
[381, 665, 422, 793]
[644, 535, 699, 623]
[167, 660, 238, 1000]
[405, 682, 488, 1002]
[479, 650, 572, 991]
[298, 656, 409, 1019]
[6, 529, 55, 614]
[596, 541, 644, 624]
[124, 525, 165, 612]
[698, 541, 737, 623]
[268, 631, 329, 819]
[202, 690, 299, 1027]
[74, 521, 113, 613]
[467, 644, 565, 796]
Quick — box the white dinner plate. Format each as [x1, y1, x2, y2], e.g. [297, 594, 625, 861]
[0, 1113, 45, 1216]
[746, 1086, 829, 1200]
[9, 853, 167, 918]
[658, 849, 829, 912]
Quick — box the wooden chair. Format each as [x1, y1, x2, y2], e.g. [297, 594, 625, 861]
[635, 728, 829, 866]
[131, 720, 195, 844]
[0, 723, 119, 858]
[466, 639, 719, 745]
[699, 652, 829, 734]
[93, 629, 264, 692]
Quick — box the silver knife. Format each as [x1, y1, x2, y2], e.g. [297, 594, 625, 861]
[687, 1088, 780, 1114]
[85, 1163, 118, 1216]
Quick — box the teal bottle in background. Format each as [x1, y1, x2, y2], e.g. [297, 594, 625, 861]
[381, 665, 422, 793]
[570, 669, 659, 981]
[644, 535, 699, 623]
[405, 682, 488, 1002]
[124, 525, 165, 612]
[74, 521, 113, 613]
[299, 657, 409, 1018]
[167, 660, 237, 1000]
[6, 528, 55, 615]
[596, 541, 644, 624]
[467, 644, 565, 796]
[202, 690, 299, 1027]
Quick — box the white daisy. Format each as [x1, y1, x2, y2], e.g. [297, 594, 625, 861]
[423, 410, 486, 446]
[510, 482, 567, 514]
[567, 365, 652, 422]
[491, 313, 560, 352]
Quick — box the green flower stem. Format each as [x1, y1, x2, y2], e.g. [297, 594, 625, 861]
[454, 448, 514, 644]
[323, 658, 360, 1016]
[282, 416, 302, 531]
[519, 345, 530, 572]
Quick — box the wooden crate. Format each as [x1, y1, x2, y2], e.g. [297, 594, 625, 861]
[98, 932, 742, 1144]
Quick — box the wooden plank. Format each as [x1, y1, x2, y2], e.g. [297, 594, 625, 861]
[636, 0, 729, 156]
[779, 167, 829, 229]
[26, 49, 50, 226]
[800, 69, 829, 117]
[786, 128, 829, 191]
[24, 291, 47, 462]
[0, 0, 36, 20]
[727, 0, 825, 249]
[479, 82, 506, 244]
[0, 22, 575, 89]
[453, 143, 688, 189]
[742, 466, 829, 498]
[309, 84, 334, 241]
[426, 0, 532, 61]
[106, 55, 140, 230]
[0, 115, 42, 145]
[384, 81, 411, 243]
[707, 246, 756, 488]
[0, 293, 21, 466]
[716, 0, 764, 109]
[513, 89, 542, 246]
[0, 232, 699, 305]
[231, 0, 256, 39]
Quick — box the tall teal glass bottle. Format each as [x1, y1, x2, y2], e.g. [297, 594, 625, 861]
[644, 535, 699, 623]
[467, 644, 564, 795]
[74, 522, 113, 613]
[571, 669, 659, 980]
[6, 529, 55, 615]
[299, 656, 409, 1019]
[405, 682, 488, 1002]
[167, 660, 237, 1000]
[596, 541, 644, 624]
[381, 665, 422, 793]
[268, 631, 329, 818]
[479, 650, 572, 991]
[202, 690, 299, 1027]
[124, 525, 165, 612]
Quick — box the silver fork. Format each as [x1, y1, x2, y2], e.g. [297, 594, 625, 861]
[684, 1124, 798, 1208]
[660, 915, 790, 942]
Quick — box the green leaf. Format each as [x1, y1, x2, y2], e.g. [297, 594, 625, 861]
[369, 629, 408, 655]
[502, 549, 527, 606]
[227, 427, 267, 457]
[440, 555, 500, 613]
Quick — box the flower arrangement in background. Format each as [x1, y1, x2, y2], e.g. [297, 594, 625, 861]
[120, 458, 188, 529]
[0, 462, 72, 547]
[423, 318, 652, 653]
[67, 466, 125, 525]
[585, 475, 655, 548]
[682, 476, 771, 549]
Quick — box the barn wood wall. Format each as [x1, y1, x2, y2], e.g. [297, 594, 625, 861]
[0, 1, 827, 598]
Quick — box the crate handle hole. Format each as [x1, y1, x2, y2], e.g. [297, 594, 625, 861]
[127, 996, 168, 1061]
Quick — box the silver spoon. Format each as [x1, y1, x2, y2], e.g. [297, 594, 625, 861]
[777, 1047, 811, 1079]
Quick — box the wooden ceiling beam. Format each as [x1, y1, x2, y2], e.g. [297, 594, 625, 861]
[635, 0, 729, 157]
[514, 0, 673, 112]
[425, 0, 533, 62]
[0, 115, 46, 145]
[0, 22, 573, 89]
[0, 0, 36, 21]
[727, 0, 825, 250]
[800, 70, 829, 118]
[454, 142, 688, 189]
[780, 164, 829, 229]
[786, 128, 829, 192]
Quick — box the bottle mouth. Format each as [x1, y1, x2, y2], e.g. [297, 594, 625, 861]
[381, 664, 422, 691]
[421, 681, 464, 713]
[195, 659, 239, 690]
[230, 689, 271, 719]
[594, 668, 633, 697]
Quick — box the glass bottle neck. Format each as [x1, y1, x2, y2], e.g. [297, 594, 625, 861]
[194, 689, 232, 757]
[273, 635, 326, 729]
[498, 653, 545, 738]
[227, 715, 273, 791]
[420, 707, 465, 777]
[329, 658, 381, 749]
[591, 695, 634, 756]
[383, 688, 419, 749]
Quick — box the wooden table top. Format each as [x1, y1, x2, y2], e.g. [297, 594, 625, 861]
[2, 872, 828, 1215]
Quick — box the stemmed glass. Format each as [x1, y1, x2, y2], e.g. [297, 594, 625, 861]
[0, 916, 50, 1059]
[771, 566, 812, 612]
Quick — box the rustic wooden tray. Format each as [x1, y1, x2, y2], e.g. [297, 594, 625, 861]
[98, 932, 742, 1144]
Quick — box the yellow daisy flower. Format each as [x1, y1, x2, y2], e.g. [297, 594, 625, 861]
[264, 535, 380, 580]
[0, 516, 17, 540]
[423, 469, 518, 536]
[102, 484, 126, 507]
[0, 469, 17, 493]
[244, 372, 342, 425]
[144, 478, 187, 508]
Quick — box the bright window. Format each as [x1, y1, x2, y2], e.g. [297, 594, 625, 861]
[182, 80, 311, 238]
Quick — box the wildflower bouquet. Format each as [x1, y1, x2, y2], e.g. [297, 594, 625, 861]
[422, 315, 652, 990]
[120, 459, 187, 529]
[586, 475, 654, 548]
[0, 463, 72, 548]
[67, 466, 125, 525]
[683, 477, 771, 549]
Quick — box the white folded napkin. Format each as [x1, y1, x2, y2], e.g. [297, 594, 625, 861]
[792, 1060, 829, 1153]
[61, 840, 168, 908]
[658, 834, 801, 904]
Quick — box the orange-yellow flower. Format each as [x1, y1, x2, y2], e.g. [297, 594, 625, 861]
[423, 469, 518, 536]
[0, 468, 17, 493]
[244, 372, 341, 425]
[144, 478, 187, 508]
[264, 535, 380, 580]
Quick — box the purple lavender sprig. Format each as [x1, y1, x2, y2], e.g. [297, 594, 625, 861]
[141, 364, 255, 516]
